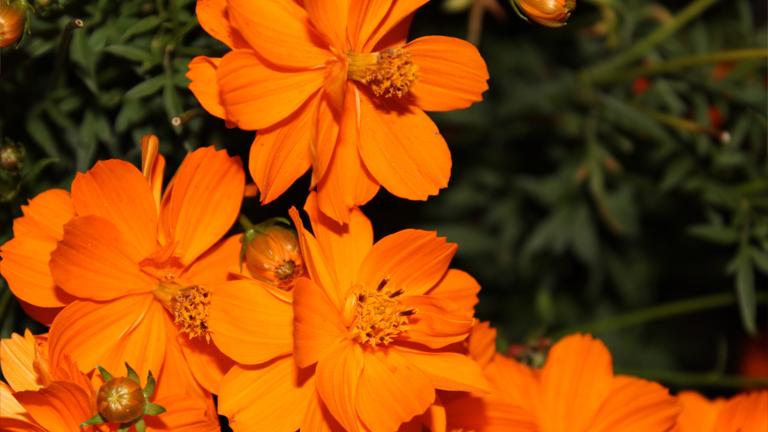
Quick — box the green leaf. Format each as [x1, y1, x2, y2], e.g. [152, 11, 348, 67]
[25, 114, 59, 158]
[104, 45, 153, 63]
[134, 419, 146, 432]
[125, 76, 165, 99]
[688, 224, 739, 245]
[731, 250, 757, 335]
[750, 248, 768, 275]
[162, 77, 183, 122]
[121, 15, 162, 41]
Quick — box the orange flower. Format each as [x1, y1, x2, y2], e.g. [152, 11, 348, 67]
[0, 330, 219, 431]
[31, 136, 244, 404]
[188, 0, 489, 223]
[675, 390, 768, 432]
[446, 326, 681, 431]
[205, 192, 489, 431]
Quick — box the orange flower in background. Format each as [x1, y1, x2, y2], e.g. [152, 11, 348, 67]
[446, 327, 681, 432]
[31, 136, 245, 404]
[675, 390, 768, 432]
[205, 192, 488, 431]
[0, 330, 219, 431]
[188, 0, 489, 223]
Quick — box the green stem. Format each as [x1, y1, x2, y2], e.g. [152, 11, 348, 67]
[559, 292, 768, 337]
[238, 214, 255, 232]
[618, 368, 768, 389]
[593, 48, 768, 84]
[581, 0, 721, 83]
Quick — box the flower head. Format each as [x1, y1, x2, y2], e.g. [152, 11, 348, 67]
[188, 0, 489, 223]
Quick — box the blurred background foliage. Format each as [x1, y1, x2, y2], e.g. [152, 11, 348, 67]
[1, 0, 767, 397]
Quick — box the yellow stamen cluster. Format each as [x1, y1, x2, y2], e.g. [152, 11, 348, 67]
[348, 48, 419, 98]
[347, 278, 415, 347]
[170, 285, 212, 342]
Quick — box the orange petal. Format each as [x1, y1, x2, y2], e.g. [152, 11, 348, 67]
[188, 56, 226, 119]
[400, 295, 475, 348]
[17, 302, 60, 327]
[302, 391, 345, 432]
[539, 334, 614, 432]
[219, 358, 315, 432]
[0, 381, 45, 431]
[304, 0, 349, 50]
[675, 391, 723, 432]
[71, 159, 158, 258]
[208, 279, 293, 364]
[159, 146, 244, 265]
[154, 319, 214, 407]
[180, 234, 242, 283]
[316, 341, 365, 431]
[50, 215, 156, 300]
[445, 395, 536, 432]
[289, 206, 341, 306]
[355, 348, 435, 432]
[179, 335, 234, 395]
[305, 193, 372, 298]
[0, 189, 74, 308]
[14, 382, 92, 432]
[293, 278, 346, 368]
[249, 95, 317, 204]
[0, 331, 40, 392]
[218, 49, 325, 130]
[468, 321, 498, 367]
[428, 269, 480, 314]
[350, 0, 427, 52]
[316, 85, 380, 224]
[484, 355, 541, 411]
[140, 134, 166, 212]
[591, 376, 679, 432]
[714, 390, 768, 432]
[47, 296, 166, 380]
[357, 92, 451, 200]
[311, 98, 341, 187]
[394, 346, 490, 393]
[196, 0, 247, 49]
[228, 0, 331, 68]
[359, 229, 456, 296]
[146, 393, 220, 432]
[407, 36, 489, 112]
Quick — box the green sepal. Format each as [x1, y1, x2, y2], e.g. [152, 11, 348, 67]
[509, 0, 531, 23]
[97, 365, 113, 382]
[144, 402, 167, 416]
[239, 227, 256, 271]
[81, 413, 106, 427]
[134, 419, 146, 432]
[125, 362, 140, 385]
[143, 370, 156, 399]
[117, 425, 131, 432]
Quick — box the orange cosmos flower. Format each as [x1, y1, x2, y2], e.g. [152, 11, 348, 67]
[204, 192, 489, 431]
[0, 330, 219, 431]
[446, 326, 680, 432]
[188, 0, 489, 223]
[31, 136, 244, 404]
[675, 390, 768, 432]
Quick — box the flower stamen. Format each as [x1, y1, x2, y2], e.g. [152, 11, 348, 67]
[348, 48, 419, 98]
[153, 283, 212, 342]
[346, 279, 415, 347]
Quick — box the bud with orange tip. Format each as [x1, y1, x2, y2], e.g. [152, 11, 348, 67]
[512, 0, 576, 28]
[241, 217, 304, 290]
[0, 0, 29, 48]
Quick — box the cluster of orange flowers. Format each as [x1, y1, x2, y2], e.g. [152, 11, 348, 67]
[0, 0, 765, 431]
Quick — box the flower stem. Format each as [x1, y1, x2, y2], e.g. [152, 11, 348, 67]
[581, 0, 721, 84]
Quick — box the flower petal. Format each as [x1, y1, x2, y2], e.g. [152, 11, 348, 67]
[302, 391, 345, 432]
[427, 269, 480, 313]
[714, 390, 768, 432]
[293, 278, 347, 368]
[180, 234, 243, 284]
[146, 393, 220, 432]
[304, 0, 349, 50]
[0, 382, 45, 431]
[196, 0, 247, 49]
[218, 49, 325, 130]
[358, 92, 451, 200]
[154, 320, 214, 406]
[407, 36, 489, 112]
[0, 189, 75, 308]
[316, 85, 380, 224]
[350, 0, 427, 52]
[249, 95, 317, 204]
[179, 334, 234, 395]
[468, 320, 498, 367]
[540, 334, 614, 432]
[71, 159, 158, 258]
[590, 376, 680, 432]
[208, 279, 293, 364]
[50, 215, 156, 300]
[159, 146, 244, 265]
[316, 341, 365, 432]
[188, 56, 226, 119]
[47, 296, 166, 381]
[0, 331, 40, 392]
[219, 358, 315, 432]
[17, 302, 60, 327]
[359, 229, 456, 296]
[675, 391, 724, 432]
[356, 348, 435, 432]
[14, 382, 92, 432]
[289, 206, 341, 306]
[228, 0, 331, 68]
[311, 98, 341, 187]
[394, 346, 490, 393]
[400, 294, 475, 348]
[445, 395, 537, 432]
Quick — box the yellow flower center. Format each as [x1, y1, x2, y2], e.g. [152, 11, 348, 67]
[347, 48, 419, 98]
[153, 283, 212, 342]
[344, 277, 415, 347]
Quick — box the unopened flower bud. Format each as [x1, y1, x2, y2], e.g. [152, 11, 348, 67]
[513, 0, 576, 28]
[244, 223, 304, 290]
[0, 141, 24, 172]
[0, 0, 28, 48]
[97, 377, 146, 424]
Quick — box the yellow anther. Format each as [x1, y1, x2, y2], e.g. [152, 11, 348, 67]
[347, 278, 414, 347]
[347, 48, 419, 98]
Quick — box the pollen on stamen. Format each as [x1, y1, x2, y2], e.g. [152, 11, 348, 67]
[348, 48, 419, 99]
[347, 280, 416, 347]
[171, 285, 212, 342]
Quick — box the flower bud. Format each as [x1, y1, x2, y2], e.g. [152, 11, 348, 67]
[0, 1, 27, 48]
[513, 0, 575, 28]
[0, 141, 24, 172]
[96, 377, 147, 424]
[244, 224, 304, 289]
